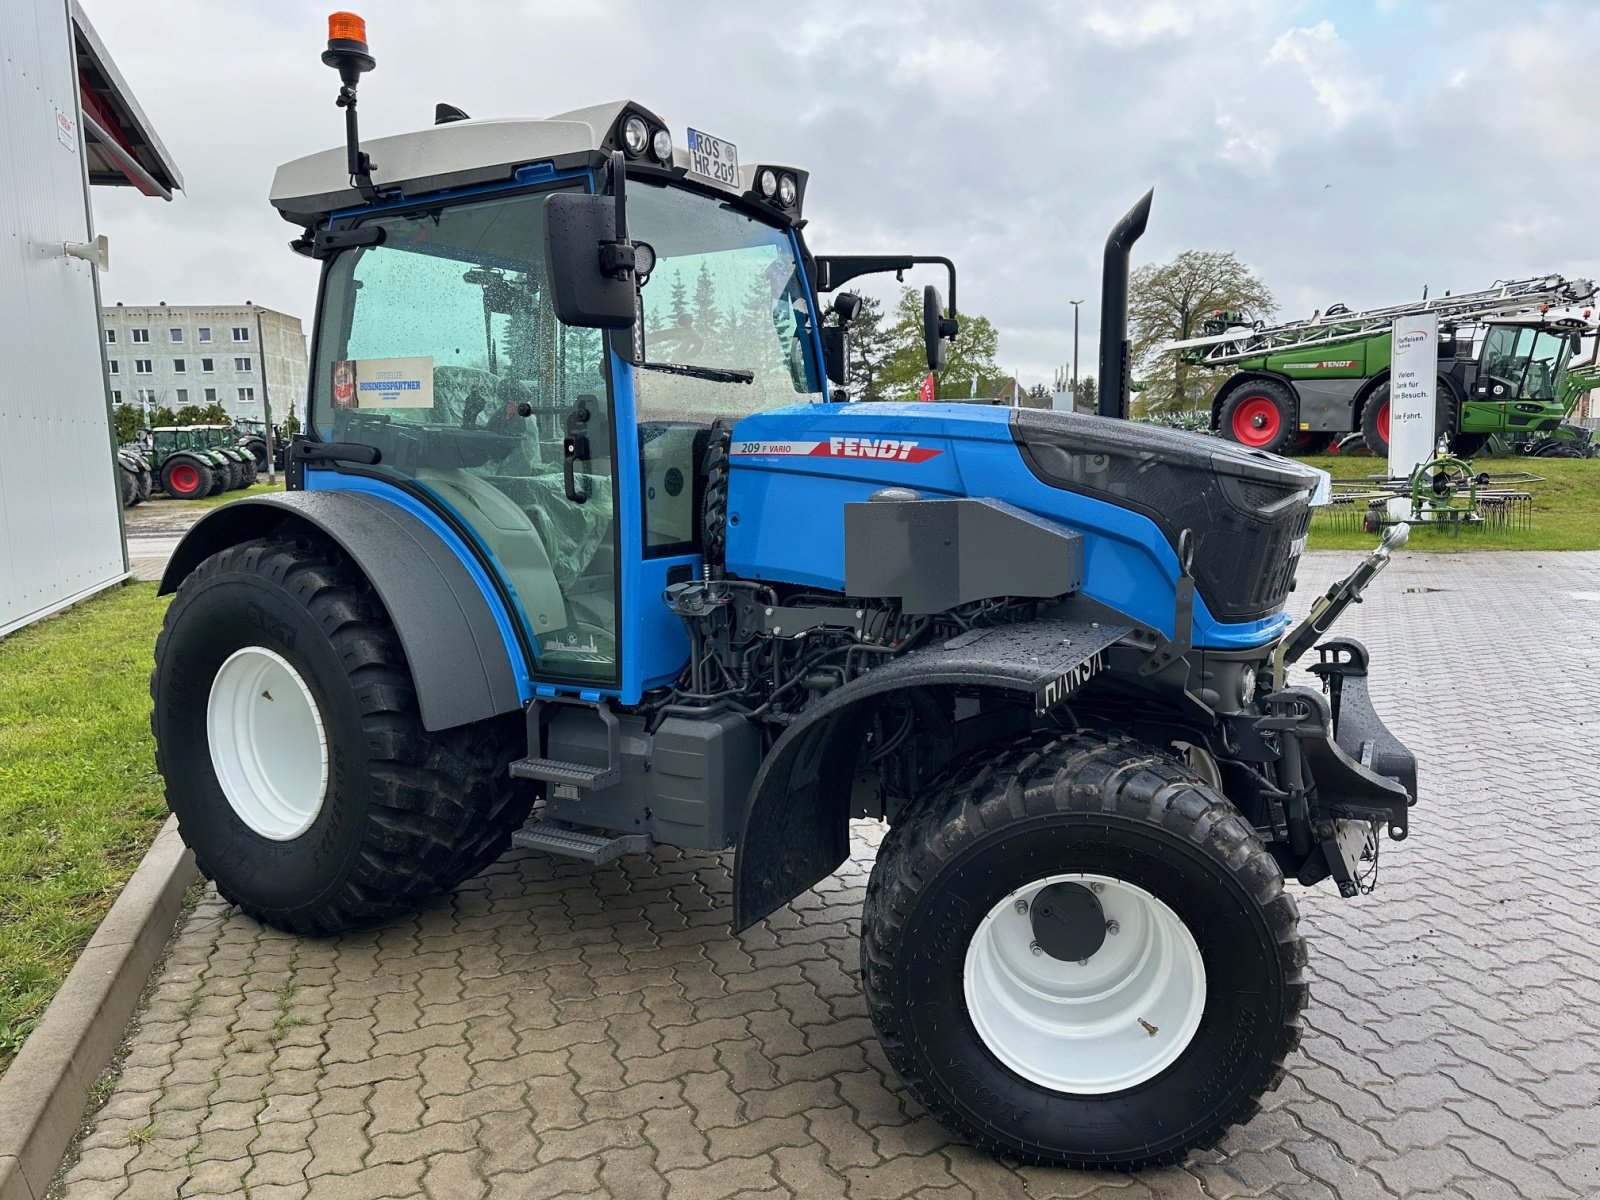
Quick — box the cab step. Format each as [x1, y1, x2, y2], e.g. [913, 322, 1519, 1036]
[511, 821, 651, 865]
[509, 756, 620, 789]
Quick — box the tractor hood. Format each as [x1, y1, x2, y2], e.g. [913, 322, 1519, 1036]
[722, 402, 1320, 645]
[1009, 407, 1323, 624]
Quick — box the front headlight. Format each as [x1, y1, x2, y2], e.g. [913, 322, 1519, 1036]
[651, 128, 673, 164]
[777, 173, 798, 207]
[757, 168, 778, 199]
[621, 115, 649, 156]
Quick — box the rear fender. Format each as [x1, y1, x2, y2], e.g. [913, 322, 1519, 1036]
[732, 619, 1128, 930]
[159, 492, 525, 731]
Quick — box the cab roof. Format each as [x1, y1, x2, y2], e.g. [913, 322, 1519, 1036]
[269, 99, 806, 228]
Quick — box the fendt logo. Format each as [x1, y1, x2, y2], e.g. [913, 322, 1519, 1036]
[730, 438, 944, 463]
[826, 436, 939, 461]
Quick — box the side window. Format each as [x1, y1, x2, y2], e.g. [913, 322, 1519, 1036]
[310, 189, 616, 683]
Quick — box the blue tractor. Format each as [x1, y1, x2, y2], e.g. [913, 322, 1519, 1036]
[152, 18, 1418, 1169]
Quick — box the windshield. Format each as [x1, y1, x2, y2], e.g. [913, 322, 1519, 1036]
[1479, 325, 1570, 400]
[628, 182, 821, 421]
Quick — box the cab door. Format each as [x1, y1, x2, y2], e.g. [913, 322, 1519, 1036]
[307, 185, 622, 688]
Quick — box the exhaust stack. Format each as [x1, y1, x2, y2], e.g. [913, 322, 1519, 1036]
[1097, 189, 1153, 419]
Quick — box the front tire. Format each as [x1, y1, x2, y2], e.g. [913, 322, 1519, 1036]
[152, 534, 531, 934]
[861, 732, 1305, 1169]
[1217, 381, 1296, 453]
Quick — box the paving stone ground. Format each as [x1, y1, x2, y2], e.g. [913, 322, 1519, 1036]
[54, 551, 1600, 1199]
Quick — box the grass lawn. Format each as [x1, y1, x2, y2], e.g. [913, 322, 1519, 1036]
[173, 477, 286, 511]
[1302, 454, 1600, 551]
[0, 583, 171, 1076]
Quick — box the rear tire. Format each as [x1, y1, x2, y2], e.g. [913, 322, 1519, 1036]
[862, 731, 1305, 1169]
[1360, 383, 1391, 455]
[161, 456, 212, 499]
[1217, 381, 1296, 453]
[238, 457, 259, 486]
[206, 463, 228, 495]
[136, 464, 153, 502]
[119, 464, 138, 507]
[1362, 378, 1458, 456]
[151, 535, 531, 934]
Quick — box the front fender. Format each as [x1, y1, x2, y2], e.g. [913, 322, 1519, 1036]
[160, 492, 524, 731]
[731, 618, 1128, 930]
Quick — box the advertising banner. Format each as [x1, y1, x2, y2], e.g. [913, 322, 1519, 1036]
[1388, 314, 1437, 519]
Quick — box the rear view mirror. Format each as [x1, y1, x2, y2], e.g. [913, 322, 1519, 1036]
[544, 192, 636, 329]
[924, 285, 948, 371]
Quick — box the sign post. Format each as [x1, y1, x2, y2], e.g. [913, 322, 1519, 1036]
[1387, 314, 1437, 520]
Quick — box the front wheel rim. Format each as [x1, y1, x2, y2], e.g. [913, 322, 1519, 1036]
[206, 646, 330, 840]
[963, 873, 1207, 1094]
[1231, 397, 1281, 446]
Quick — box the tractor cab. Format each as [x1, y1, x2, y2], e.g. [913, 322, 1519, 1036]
[276, 111, 839, 694]
[1461, 307, 1596, 444]
[269, 43, 957, 701]
[1473, 311, 1591, 402]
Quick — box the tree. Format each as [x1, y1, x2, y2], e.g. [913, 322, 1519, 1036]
[112, 404, 142, 445]
[880, 288, 1002, 400]
[1025, 382, 1051, 409]
[1075, 375, 1098, 414]
[692, 261, 720, 339]
[837, 294, 894, 401]
[668, 270, 689, 327]
[282, 411, 302, 439]
[1129, 251, 1274, 416]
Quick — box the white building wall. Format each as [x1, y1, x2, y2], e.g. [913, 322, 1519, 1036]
[0, 0, 127, 636]
[103, 304, 308, 424]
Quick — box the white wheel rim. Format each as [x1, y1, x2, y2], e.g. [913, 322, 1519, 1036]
[206, 647, 329, 841]
[963, 872, 1206, 1094]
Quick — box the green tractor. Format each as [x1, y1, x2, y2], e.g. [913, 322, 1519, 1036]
[144, 427, 233, 499]
[1166, 276, 1596, 456]
[115, 447, 153, 508]
[192, 424, 260, 487]
[1495, 358, 1600, 458]
[232, 417, 277, 472]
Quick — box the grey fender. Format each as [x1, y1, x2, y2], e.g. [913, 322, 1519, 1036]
[731, 618, 1129, 930]
[159, 491, 524, 732]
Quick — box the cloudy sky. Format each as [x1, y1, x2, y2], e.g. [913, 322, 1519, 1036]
[90, 0, 1600, 390]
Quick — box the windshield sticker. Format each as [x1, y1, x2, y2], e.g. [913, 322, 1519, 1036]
[730, 437, 942, 463]
[331, 356, 434, 409]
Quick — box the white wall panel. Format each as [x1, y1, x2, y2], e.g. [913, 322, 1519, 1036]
[0, 0, 127, 636]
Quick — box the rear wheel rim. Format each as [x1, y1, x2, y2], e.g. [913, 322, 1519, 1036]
[963, 872, 1207, 1094]
[170, 463, 199, 494]
[1231, 397, 1281, 446]
[1376, 400, 1390, 444]
[206, 647, 329, 840]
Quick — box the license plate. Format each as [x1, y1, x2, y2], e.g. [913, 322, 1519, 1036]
[686, 128, 740, 187]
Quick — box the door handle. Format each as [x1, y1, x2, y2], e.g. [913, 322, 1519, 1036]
[563, 431, 589, 504]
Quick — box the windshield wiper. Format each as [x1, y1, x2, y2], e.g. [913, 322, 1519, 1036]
[637, 362, 754, 385]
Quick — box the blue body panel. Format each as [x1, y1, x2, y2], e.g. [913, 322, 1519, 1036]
[723, 402, 1291, 650]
